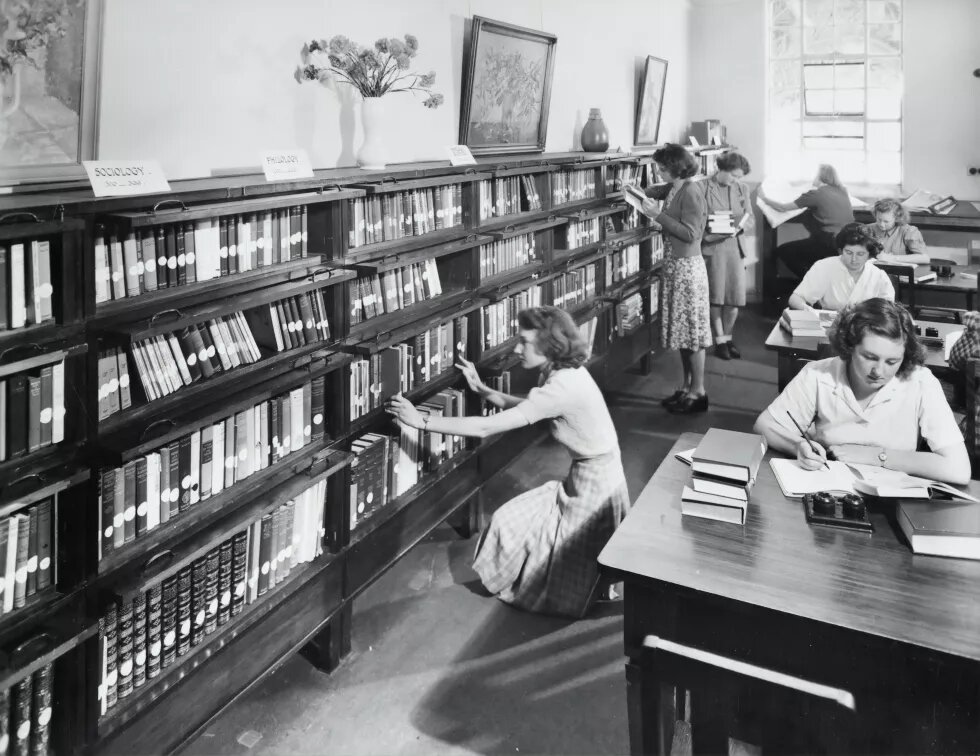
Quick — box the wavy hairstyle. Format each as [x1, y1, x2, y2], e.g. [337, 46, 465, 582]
[816, 163, 845, 189]
[835, 222, 882, 257]
[716, 151, 751, 175]
[652, 143, 699, 179]
[872, 198, 911, 225]
[517, 306, 589, 369]
[828, 298, 925, 379]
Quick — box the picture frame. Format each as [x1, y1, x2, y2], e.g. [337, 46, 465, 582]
[0, 0, 104, 186]
[459, 16, 557, 156]
[634, 55, 669, 146]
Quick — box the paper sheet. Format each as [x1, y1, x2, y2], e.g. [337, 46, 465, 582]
[769, 458, 857, 497]
[902, 189, 946, 210]
[756, 196, 806, 228]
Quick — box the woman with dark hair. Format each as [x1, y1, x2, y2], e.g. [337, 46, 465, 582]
[760, 163, 855, 278]
[702, 151, 753, 360]
[861, 197, 930, 264]
[787, 223, 894, 312]
[386, 306, 630, 618]
[754, 298, 969, 484]
[639, 143, 711, 413]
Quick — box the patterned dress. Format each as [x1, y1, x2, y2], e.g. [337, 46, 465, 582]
[661, 184, 713, 351]
[472, 366, 631, 618]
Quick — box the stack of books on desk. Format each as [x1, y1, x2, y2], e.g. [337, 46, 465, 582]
[681, 428, 767, 525]
[778, 308, 827, 338]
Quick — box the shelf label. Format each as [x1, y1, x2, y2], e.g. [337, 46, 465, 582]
[83, 160, 171, 197]
[260, 149, 314, 181]
[446, 145, 476, 166]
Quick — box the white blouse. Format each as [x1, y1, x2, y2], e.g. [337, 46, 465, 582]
[793, 257, 895, 311]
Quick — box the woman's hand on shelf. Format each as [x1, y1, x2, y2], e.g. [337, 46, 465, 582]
[455, 356, 488, 396]
[385, 393, 424, 429]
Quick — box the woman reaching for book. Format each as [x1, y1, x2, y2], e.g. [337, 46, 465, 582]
[754, 298, 970, 485]
[386, 306, 630, 618]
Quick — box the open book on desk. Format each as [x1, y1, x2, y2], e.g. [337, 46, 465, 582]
[770, 458, 979, 502]
[872, 259, 938, 283]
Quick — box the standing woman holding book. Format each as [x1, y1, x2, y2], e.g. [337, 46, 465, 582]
[386, 306, 630, 618]
[701, 151, 753, 360]
[639, 143, 712, 413]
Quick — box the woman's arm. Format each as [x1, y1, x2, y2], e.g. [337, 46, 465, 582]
[456, 356, 523, 409]
[386, 393, 530, 439]
[753, 411, 828, 470]
[829, 443, 971, 486]
[787, 292, 814, 311]
[481, 388, 524, 410]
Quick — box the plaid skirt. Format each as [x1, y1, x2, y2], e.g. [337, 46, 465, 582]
[472, 450, 631, 618]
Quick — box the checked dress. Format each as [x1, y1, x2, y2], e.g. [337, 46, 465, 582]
[472, 366, 631, 618]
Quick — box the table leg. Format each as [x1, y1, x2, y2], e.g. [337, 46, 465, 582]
[626, 661, 669, 755]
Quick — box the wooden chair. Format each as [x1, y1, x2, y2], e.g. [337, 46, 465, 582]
[642, 635, 857, 755]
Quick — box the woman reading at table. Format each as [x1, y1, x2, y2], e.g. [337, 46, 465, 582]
[861, 198, 930, 265]
[754, 298, 970, 485]
[787, 223, 894, 312]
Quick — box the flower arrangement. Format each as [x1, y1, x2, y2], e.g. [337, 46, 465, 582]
[296, 34, 444, 109]
[0, 0, 80, 78]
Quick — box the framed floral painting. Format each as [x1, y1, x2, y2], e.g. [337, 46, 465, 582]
[635, 55, 668, 146]
[0, 0, 103, 185]
[459, 16, 557, 156]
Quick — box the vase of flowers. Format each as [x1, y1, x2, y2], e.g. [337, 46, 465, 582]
[296, 34, 444, 171]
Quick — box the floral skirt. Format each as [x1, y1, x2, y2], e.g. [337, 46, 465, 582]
[661, 254, 713, 351]
[472, 450, 630, 618]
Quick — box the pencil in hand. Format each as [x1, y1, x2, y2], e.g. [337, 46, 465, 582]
[786, 411, 830, 471]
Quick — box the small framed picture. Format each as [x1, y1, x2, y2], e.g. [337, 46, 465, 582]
[635, 55, 669, 146]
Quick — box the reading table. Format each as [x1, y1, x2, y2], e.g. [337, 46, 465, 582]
[599, 432, 980, 754]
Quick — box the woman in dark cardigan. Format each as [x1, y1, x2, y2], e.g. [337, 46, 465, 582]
[640, 143, 711, 413]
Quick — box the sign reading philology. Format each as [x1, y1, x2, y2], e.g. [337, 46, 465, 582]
[83, 160, 171, 197]
[260, 150, 314, 181]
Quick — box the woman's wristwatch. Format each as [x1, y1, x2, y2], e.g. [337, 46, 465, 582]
[877, 448, 888, 466]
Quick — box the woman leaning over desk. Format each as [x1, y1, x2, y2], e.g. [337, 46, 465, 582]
[787, 223, 894, 312]
[639, 143, 711, 414]
[754, 298, 970, 485]
[861, 197, 930, 265]
[386, 306, 630, 618]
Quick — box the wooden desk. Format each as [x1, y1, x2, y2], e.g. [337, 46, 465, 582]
[764, 319, 962, 391]
[599, 432, 980, 754]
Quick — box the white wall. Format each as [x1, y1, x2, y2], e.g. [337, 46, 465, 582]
[97, 0, 693, 180]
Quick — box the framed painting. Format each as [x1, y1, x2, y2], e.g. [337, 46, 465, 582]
[0, 0, 103, 185]
[635, 55, 668, 146]
[459, 16, 557, 156]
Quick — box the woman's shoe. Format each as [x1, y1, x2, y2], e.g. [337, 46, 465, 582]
[668, 393, 709, 414]
[714, 343, 731, 360]
[660, 389, 686, 408]
[727, 342, 742, 359]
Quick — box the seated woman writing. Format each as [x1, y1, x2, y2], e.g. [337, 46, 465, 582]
[754, 298, 971, 485]
[787, 223, 894, 312]
[861, 198, 930, 265]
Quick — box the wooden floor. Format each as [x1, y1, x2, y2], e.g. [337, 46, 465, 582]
[180, 306, 779, 756]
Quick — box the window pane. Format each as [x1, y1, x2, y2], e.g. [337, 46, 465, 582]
[834, 25, 865, 54]
[771, 89, 802, 121]
[804, 0, 834, 25]
[867, 122, 900, 151]
[868, 152, 901, 184]
[803, 64, 834, 88]
[804, 25, 835, 54]
[868, 57, 901, 87]
[869, 24, 901, 54]
[803, 136, 864, 151]
[772, 0, 802, 25]
[867, 88, 901, 118]
[804, 89, 835, 115]
[772, 60, 801, 90]
[835, 0, 865, 26]
[803, 121, 863, 137]
[869, 0, 901, 22]
[771, 27, 801, 57]
[835, 89, 865, 114]
[835, 62, 865, 87]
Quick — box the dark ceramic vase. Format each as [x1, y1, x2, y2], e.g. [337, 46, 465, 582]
[581, 108, 609, 152]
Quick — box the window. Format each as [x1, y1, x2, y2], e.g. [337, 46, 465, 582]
[767, 0, 903, 188]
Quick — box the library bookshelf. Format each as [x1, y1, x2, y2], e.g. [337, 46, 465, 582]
[0, 152, 663, 754]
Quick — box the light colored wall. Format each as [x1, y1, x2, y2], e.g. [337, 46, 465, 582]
[97, 0, 693, 180]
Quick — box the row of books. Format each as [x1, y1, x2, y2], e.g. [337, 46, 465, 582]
[681, 428, 767, 525]
[476, 176, 543, 220]
[1, 663, 53, 756]
[247, 287, 332, 354]
[349, 390, 466, 530]
[616, 293, 644, 336]
[347, 186, 463, 249]
[0, 238, 54, 331]
[97, 378, 324, 559]
[650, 233, 665, 265]
[0, 497, 54, 616]
[610, 164, 644, 191]
[552, 264, 598, 310]
[349, 260, 443, 325]
[479, 234, 537, 280]
[0, 361, 66, 462]
[98, 478, 327, 714]
[94, 208, 309, 304]
[565, 218, 601, 249]
[349, 316, 468, 422]
[606, 244, 641, 285]
[481, 287, 544, 350]
[650, 277, 661, 319]
[481, 371, 512, 416]
[552, 169, 597, 206]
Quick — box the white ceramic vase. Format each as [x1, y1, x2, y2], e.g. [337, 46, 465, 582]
[357, 97, 387, 170]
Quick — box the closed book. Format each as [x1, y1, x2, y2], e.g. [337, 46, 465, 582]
[159, 447, 172, 525]
[0, 519, 8, 610]
[681, 484, 747, 525]
[160, 575, 179, 668]
[0, 244, 7, 329]
[183, 222, 197, 284]
[692, 428, 767, 484]
[166, 440, 181, 519]
[11, 674, 32, 754]
[122, 461, 137, 543]
[51, 360, 65, 444]
[134, 456, 148, 538]
[112, 464, 125, 548]
[146, 584, 163, 678]
[38, 365, 53, 448]
[146, 451, 161, 531]
[257, 513, 273, 596]
[102, 603, 119, 709]
[177, 435, 193, 512]
[690, 474, 749, 502]
[116, 597, 134, 699]
[116, 349, 132, 410]
[11, 512, 29, 609]
[176, 567, 192, 656]
[200, 425, 213, 501]
[25, 505, 37, 599]
[26, 374, 41, 453]
[30, 661, 53, 755]
[175, 225, 187, 286]
[35, 497, 52, 591]
[897, 500, 980, 559]
[9, 241, 26, 327]
[217, 541, 233, 626]
[132, 592, 147, 689]
[31, 239, 53, 323]
[190, 557, 207, 647]
[230, 531, 248, 616]
[141, 229, 158, 292]
[204, 547, 220, 634]
[310, 375, 325, 443]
